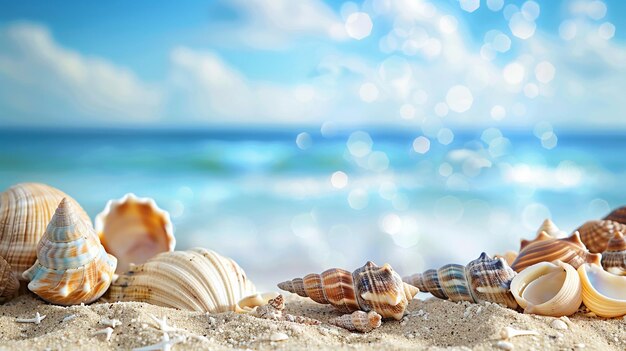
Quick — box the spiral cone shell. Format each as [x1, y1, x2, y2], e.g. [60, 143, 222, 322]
[95, 193, 175, 273]
[510, 261, 582, 316]
[575, 220, 626, 253]
[578, 263, 626, 318]
[107, 248, 256, 313]
[0, 255, 19, 303]
[0, 183, 91, 279]
[403, 252, 518, 309]
[536, 218, 565, 237]
[329, 310, 382, 333]
[277, 261, 417, 320]
[22, 199, 117, 305]
[510, 231, 601, 273]
[600, 231, 626, 276]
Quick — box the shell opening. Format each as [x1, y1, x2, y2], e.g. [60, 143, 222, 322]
[521, 270, 565, 305]
[584, 265, 626, 300]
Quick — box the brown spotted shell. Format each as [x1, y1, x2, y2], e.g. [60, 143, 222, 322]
[604, 206, 626, 224]
[575, 220, 626, 253]
[510, 231, 601, 273]
[601, 231, 626, 276]
[0, 183, 92, 279]
[329, 310, 382, 333]
[277, 262, 418, 320]
[0, 255, 19, 303]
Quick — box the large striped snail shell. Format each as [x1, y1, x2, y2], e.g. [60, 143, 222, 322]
[277, 261, 418, 320]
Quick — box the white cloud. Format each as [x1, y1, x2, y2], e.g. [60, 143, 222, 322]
[208, 0, 346, 49]
[0, 22, 161, 126]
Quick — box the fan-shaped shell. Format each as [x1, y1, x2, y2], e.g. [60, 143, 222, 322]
[600, 232, 626, 276]
[95, 193, 175, 273]
[510, 231, 601, 273]
[0, 255, 19, 303]
[578, 263, 626, 318]
[604, 206, 626, 224]
[510, 261, 582, 316]
[278, 262, 418, 320]
[575, 220, 626, 253]
[22, 199, 117, 305]
[0, 183, 91, 279]
[107, 248, 256, 313]
[403, 252, 518, 309]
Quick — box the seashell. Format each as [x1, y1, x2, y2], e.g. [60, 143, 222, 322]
[277, 261, 417, 320]
[22, 199, 117, 305]
[575, 219, 626, 253]
[601, 231, 626, 275]
[0, 255, 19, 303]
[329, 310, 382, 333]
[403, 252, 518, 309]
[0, 183, 91, 279]
[107, 248, 256, 313]
[578, 263, 626, 317]
[603, 206, 626, 224]
[509, 261, 582, 316]
[493, 251, 518, 266]
[510, 231, 601, 273]
[95, 193, 175, 274]
[536, 218, 565, 237]
[236, 292, 280, 313]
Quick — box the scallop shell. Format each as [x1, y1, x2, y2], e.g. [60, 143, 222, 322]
[22, 198, 117, 305]
[278, 261, 417, 320]
[600, 231, 626, 276]
[603, 206, 626, 224]
[95, 193, 175, 273]
[0, 183, 91, 279]
[0, 255, 19, 303]
[578, 263, 626, 318]
[509, 261, 582, 316]
[575, 220, 626, 253]
[107, 248, 256, 313]
[403, 252, 518, 309]
[510, 231, 601, 273]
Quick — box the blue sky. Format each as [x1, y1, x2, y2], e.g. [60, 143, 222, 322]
[0, 0, 625, 131]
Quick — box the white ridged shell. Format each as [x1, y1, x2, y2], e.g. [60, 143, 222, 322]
[578, 263, 626, 317]
[107, 248, 255, 313]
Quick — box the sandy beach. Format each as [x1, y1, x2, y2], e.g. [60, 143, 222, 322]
[0, 293, 624, 350]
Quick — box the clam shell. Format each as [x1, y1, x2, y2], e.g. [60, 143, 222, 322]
[578, 263, 626, 318]
[604, 206, 626, 224]
[22, 199, 117, 305]
[278, 262, 418, 320]
[95, 193, 175, 273]
[510, 261, 582, 316]
[575, 220, 626, 253]
[601, 231, 626, 276]
[0, 183, 91, 279]
[0, 255, 19, 303]
[403, 252, 518, 309]
[510, 231, 601, 273]
[107, 248, 256, 313]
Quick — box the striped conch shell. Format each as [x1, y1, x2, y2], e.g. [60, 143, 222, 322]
[0, 255, 19, 303]
[600, 231, 626, 276]
[22, 199, 117, 305]
[277, 262, 417, 320]
[0, 183, 91, 279]
[95, 193, 175, 274]
[510, 231, 601, 273]
[510, 261, 582, 316]
[604, 206, 626, 224]
[575, 220, 626, 253]
[329, 310, 382, 333]
[403, 252, 518, 309]
[107, 248, 256, 313]
[578, 263, 626, 318]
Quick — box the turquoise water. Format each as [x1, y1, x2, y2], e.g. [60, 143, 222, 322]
[0, 129, 624, 290]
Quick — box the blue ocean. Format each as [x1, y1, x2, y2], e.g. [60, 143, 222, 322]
[0, 129, 622, 290]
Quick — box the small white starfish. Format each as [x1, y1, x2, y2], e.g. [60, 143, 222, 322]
[92, 327, 114, 342]
[100, 318, 122, 328]
[16, 312, 46, 324]
[132, 332, 185, 351]
[148, 315, 208, 342]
